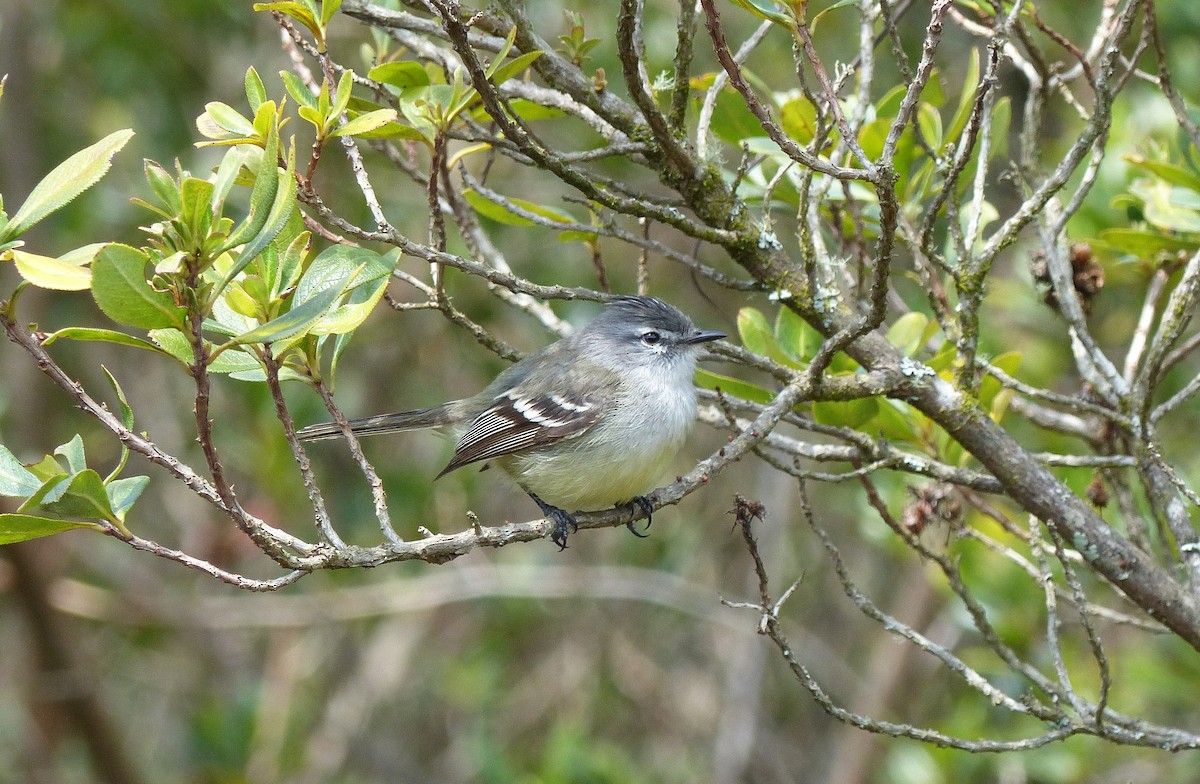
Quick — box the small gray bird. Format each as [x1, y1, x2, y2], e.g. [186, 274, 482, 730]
[298, 295, 725, 548]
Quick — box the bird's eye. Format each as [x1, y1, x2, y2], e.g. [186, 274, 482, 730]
[640, 330, 662, 346]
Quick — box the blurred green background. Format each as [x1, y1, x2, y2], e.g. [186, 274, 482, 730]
[2, 1, 1200, 782]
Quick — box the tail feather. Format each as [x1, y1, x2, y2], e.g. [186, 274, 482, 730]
[297, 405, 456, 442]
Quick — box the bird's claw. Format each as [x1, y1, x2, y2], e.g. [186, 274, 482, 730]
[530, 493, 578, 550]
[624, 496, 654, 539]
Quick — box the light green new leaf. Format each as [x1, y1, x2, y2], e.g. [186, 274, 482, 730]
[230, 277, 347, 345]
[331, 108, 399, 137]
[106, 475, 149, 521]
[25, 456, 68, 483]
[280, 71, 319, 110]
[320, 0, 342, 27]
[0, 445, 41, 497]
[203, 102, 257, 137]
[101, 366, 134, 480]
[10, 248, 95, 291]
[312, 273, 388, 335]
[245, 67, 268, 112]
[213, 160, 296, 300]
[19, 473, 71, 511]
[0, 514, 102, 545]
[223, 115, 281, 250]
[92, 244, 186, 330]
[3, 129, 134, 242]
[54, 434, 87, 475]
[295, 245, 389, 304]
[254, 3, 320, 41]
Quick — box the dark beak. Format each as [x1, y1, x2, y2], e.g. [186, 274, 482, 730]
[681, 329, 726, 345]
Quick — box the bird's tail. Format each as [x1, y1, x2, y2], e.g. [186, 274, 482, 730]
[297, 404, 457, 442]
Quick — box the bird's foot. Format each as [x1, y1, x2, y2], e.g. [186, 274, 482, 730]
[624, 496, 654, 539]
[530, 493, 578, 550]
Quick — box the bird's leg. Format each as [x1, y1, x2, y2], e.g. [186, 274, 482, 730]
[529, 493, 578, 550]
[623, 496, 654, 539]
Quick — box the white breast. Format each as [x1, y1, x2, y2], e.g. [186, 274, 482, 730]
[499, 361, 699, 511]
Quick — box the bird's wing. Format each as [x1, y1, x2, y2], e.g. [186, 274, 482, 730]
[436, 380, 615, 477]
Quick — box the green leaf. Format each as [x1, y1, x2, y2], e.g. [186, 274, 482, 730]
[230, 275, 348, 345]
[463, 188, 574, 227]
[857, 118, 891, 161]
[813, 396, 879, 430]
[737, 307, 800, 368]
[274, 231, 310, 297]
[917, 103, 943, 151]
[980, 351, 1021, 413]
[40, 469, 116, 523]
[479, 98, 564, 123]
[19, 473, 71, 511]
[180, 177, 216, 237]
[774, 307, 820, 364]
[886, 312, 930, 357]
[254, 2, 320, 41]
[224, 110, 281, 250]
[211, 146, 253, 215]
[331, 108, 399, 137]
[313, 271, 388, 335]
[945, 49, 981, 146]
[2, 129, 134, 242]
[780, 96, 819, 145]
[245, 67, 268, 111]
[0, 513, 102, 544]
[1124, 154, 1200, 193]
[320, 0, 342, 26]
[214, 153, 296, 299]
[704, 88, 765, 149]
[91, 244, 186, 330]
[10, 248, 94, 291]
[294, 245, 385, 302]
[330, 69, 355, 124]
[101, 366, 135, 479]
[694, 369, 775, 406]
[727, 0, 795, 28]
[41, 326, 171, 355]
[369, 61, 431, 90]
[143, 160, 182, 217]
[1095, 228, 1197, 257]
[0, 445, 41, 497]
[25, 456, 68, 483]
[280, 71, 319, 110]
[147, 328, 199, 367]
[489, 50, 543, 86]
[811, 0, 860, 31]
[208, 347, 263, 375]
[203, 102, 257, 137]
[106, 475, 149, 521]
[54, 434, 87, 475]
